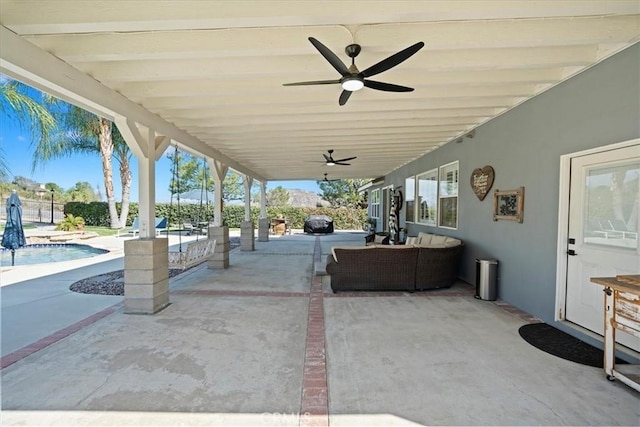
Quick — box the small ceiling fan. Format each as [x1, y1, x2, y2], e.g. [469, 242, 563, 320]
[322, 173, 339, 182]
[283, 37, 424, 105]
[321, 149, 356, 166]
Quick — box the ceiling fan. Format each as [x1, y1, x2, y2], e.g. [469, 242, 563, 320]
[322, 173, 339, 182]
[283, 37, 424, 106]
[320, 149, 356, 166]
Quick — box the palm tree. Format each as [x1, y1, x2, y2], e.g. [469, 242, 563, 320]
[33, 104, 133, 228]
[0, 79, 56, 180]
[1, 78, 134, 228]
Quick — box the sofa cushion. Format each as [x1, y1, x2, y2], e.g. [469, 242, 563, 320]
[414, 233, 462, 248]
[374, 234, 388, 244]
[443, 237, 462, 247]
[430, 234, 448, 245]
[417, 232, 432, 246]
[405, 236, 418, 245]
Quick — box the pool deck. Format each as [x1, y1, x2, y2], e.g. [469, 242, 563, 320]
[0, 228, 223, 358]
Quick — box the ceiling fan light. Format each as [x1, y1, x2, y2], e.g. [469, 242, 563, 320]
[327, 161, 336, 166]
[341, 77, 364, 92]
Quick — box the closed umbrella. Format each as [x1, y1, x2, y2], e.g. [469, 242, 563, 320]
[1, 191, 26, 266]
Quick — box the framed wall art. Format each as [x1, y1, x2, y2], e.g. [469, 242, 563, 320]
[493, 187, 525, 223]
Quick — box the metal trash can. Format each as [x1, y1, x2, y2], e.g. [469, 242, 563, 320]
[475, 259, 498, 301]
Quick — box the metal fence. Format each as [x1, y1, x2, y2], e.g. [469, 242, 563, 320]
[0, 198, 66, 224]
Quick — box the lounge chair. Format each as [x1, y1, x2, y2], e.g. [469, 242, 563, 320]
[586, 220, 623, 239]
[117, 217, 168, 237]
[607, 219, 638, 239]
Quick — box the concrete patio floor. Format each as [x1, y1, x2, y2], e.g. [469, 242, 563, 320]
[1, 231, 638, 426]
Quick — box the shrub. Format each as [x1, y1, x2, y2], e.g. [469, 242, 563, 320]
[56, 214, 85, 231]
[63, 201, 368, 230]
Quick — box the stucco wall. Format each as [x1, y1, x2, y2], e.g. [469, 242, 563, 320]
[379, 43, 639, 323]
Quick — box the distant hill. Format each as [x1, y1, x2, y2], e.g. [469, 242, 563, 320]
[287, 189, 325, 207]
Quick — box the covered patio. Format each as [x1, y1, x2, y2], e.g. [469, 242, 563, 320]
[1, 2, 639, 425]
[2, 232, 638, 426]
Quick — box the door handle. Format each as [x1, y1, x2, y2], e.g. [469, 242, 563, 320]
[566, 249, 577, 256]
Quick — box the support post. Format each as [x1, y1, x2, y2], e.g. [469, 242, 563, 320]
[241, 176, 255, 251]
[258, 181, 269, 241]
[116, 119, 169, 314]
[260, 181, 267, 219]
[124, 238, 169, 314]
[258, 218, 270, 242]
[208, 159, 228, 227]
[241, 221, 255, 251]
[207, 226, 229, 269]
[243, 176, 253, 221]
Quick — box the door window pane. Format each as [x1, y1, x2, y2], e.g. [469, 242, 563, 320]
[584, 161, 639, 249]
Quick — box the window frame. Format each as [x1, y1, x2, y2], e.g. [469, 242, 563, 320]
[404, 176, 416, 223]
[370, 188, 381, 220]
[416, 168, 438, 226]
[438, 160, 459, 229]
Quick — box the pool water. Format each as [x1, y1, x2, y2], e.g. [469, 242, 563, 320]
[0, 244, 109, 266]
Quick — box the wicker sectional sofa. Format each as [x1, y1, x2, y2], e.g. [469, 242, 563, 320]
[326, 232, 463, 293]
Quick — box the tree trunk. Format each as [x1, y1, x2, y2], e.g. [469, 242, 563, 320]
[611, 170, 625, 221]
[99, 118, 120, 228]
[118, 152, 132, 227]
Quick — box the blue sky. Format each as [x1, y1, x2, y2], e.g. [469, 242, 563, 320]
[0, 78, 320, 202]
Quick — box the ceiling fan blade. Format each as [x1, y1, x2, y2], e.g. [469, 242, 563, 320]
[360, 41, 424, 78]
[339, 90, 352, 106]
[334, 156, 357, 162]
[323, 153, 331, 162]
[364, 80, 414, 92]
[308, 37, 349, 77]
[283, 79, 340, 86]
[334, 162, 351, 166]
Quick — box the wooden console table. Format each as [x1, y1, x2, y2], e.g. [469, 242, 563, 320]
[590, 274, 640, 392]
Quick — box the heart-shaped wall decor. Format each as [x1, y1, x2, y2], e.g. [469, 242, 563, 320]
[470, 166, 495, 201]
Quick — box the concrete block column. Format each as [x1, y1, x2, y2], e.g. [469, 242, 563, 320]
[258, 218, 270, 242]
[207, 226, 229, 269]
[241, 220, 255, 251]
[124, 238, 169, 314]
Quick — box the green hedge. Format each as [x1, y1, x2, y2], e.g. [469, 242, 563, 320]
[64, 202, 368, 230]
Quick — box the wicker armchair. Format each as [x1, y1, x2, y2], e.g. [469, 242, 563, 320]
[364, 232, 390, 246]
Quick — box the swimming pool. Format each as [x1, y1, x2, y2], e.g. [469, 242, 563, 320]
[0, 244, 109, 267]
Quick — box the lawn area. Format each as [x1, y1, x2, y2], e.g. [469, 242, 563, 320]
[83, 226, 120, 237]
[0, 223, 37, 233]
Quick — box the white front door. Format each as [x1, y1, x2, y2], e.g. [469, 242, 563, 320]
[565, 144, 640, 350]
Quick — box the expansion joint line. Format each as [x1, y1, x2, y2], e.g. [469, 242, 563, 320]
[0, 302, 122, 370]
[299, 237, 329, 426]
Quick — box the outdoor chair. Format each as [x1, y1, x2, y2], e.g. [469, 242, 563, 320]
[597, 220, 625, 239]
[182, 222, 195, 235]
[586, 220, 623, 239]
[607, 219, 638, 239]
[117, 217, 168, 237]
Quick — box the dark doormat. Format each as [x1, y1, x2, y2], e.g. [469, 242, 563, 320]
[518, 323, 627, 368]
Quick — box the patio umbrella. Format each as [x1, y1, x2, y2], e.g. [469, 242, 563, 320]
[1, 191, 26, 266]
[177, 189, 214, 203]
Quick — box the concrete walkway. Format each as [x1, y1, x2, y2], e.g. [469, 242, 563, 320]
[1, 231, 639, 426]
[1, 231, 218, 358]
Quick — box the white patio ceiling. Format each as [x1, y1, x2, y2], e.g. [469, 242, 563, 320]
[1, 1, 639, 183]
